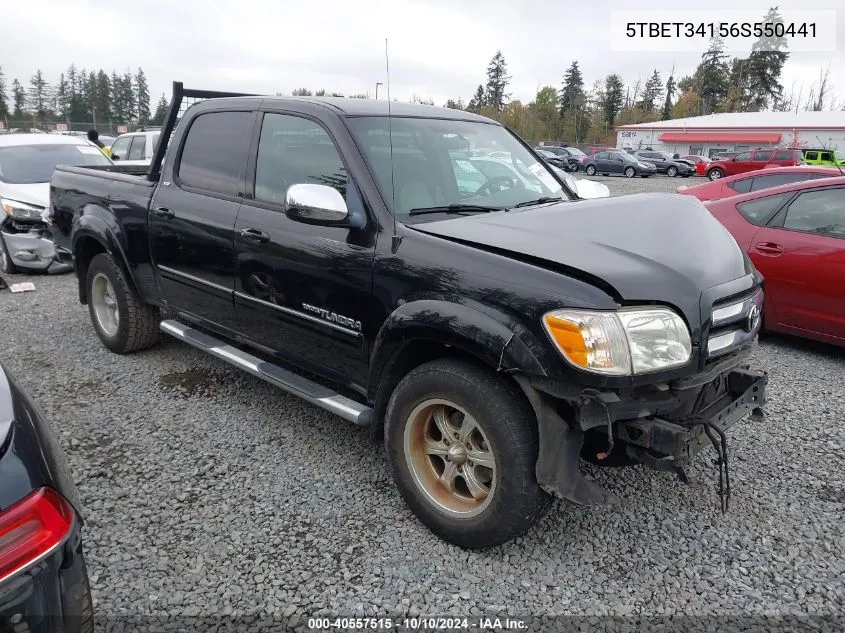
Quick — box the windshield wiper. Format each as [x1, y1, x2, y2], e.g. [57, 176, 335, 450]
[408, 204, 501, 216]
[513, 197, 563, 208]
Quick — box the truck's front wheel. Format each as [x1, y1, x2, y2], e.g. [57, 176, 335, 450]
[385, 358, 550, 548]
[86, 253, 160, 354]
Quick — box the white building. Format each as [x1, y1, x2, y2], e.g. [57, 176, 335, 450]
[615, 111, 845, 158]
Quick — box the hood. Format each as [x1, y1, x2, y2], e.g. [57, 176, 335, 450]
[0, 181, 50, 209]
[409, 193, 750, 325]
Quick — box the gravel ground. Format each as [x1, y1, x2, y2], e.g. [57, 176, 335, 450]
[1, 175, 843, 631]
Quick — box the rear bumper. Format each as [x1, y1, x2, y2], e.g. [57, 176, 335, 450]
[0, 519, 92, 633]
[1, 228, 73, 274]
[617, 367, 767, 467]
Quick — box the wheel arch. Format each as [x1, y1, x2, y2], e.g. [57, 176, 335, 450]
[367, 299, 549, 441]
[72, 219, 138, 305]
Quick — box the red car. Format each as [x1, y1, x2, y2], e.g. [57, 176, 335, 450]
[681, 154, 711, 176]
[705, 148, 804, 181]
[703, 176, 845, 346]
[676, 166, 841, 201]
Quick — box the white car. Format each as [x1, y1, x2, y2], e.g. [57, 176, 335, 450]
[0, 134, 112, 274]
[109, 131, 161, 166]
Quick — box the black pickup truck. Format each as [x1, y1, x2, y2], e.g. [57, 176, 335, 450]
[49, 82, 767, 548]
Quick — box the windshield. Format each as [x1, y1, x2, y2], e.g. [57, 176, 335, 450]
[0, 143, 111, 184]
[346, 117, 571, 216]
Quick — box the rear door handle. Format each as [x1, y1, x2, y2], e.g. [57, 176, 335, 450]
[154, 207, 174, 219]
[240, 228, 270, 244]
[753, 242, 783, 256]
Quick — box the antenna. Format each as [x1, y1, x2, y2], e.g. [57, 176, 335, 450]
[386, 38, 399, 250]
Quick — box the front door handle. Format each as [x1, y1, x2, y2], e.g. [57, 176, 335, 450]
[753, 242, 783, 256]
[240, 228, 270, 245]
[154, 207, 174, 219]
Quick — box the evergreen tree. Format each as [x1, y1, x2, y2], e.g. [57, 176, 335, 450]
[135, 68, 150, 125]
[467, 84, 485, 113]
[315, 89, 327, 96]
[54, 73, 69, 119]
[0, 67, 9, 122]
[724, 58, 752, 112]
[85, 71, 97, 122]
[123, 71, 136, 121]
[696, 37, 729, 113]
[151, 94, 169, 125]
[661, 74, 676, 120]
[12, 79, 25, 117]
[444, 98, 465, 110]
[484, 51, 510, 111]
[94, 71, 112, 123]
[602, 74, 625, 127]
[638, 69, 663, 112]
[559, 61, 584, 115]
[27, 69, 50, 125]
[291, 88, 312, 96]
[746, 6, 789, 110]
[67, 65, 89, 123]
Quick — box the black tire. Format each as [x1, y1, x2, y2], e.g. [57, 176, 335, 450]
[585, 165, 596, 176]
[385, 358, 550, 548]
[624, 167, 636, 178]
[667, 166, 678, 177]
[86, 252, 160, 354]
[0, 235, 17, 274]
[708, 168, 724, 181]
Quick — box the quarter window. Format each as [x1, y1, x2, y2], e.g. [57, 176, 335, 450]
[773, 150, 793, 160]
[254, 113, 347, 205]
[178, 111, 255, 196]
[728, 177, 754, 194]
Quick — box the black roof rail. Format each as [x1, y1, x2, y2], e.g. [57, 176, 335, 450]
[147, 81, 259, 182]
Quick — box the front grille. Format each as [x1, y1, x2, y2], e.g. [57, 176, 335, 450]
[706, 287, 764, 359]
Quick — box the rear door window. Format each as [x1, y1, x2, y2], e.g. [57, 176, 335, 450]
[781, 188, 845, 238]
[128, 136, 146, 160]
[752, 151, 773, 162]
[734, 152, 752, 161]
[177, 111, 255, 196]
[736, 192, 793, 226]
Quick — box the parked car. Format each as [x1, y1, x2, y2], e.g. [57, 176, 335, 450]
[584, 150, 656, 178]
[0, 363, 93, 632]
[544, 164, 611, 199]
[535, 149, 573, 171]
[631, 151, 695, 177]
[802, 148, 845, 168]
[704, 176, 845, 346]
[676, 166, 841, 202]
[706, 148, 804, 181]
[533, 145, 585, 171]
[0, 134, 113, 274]
[50, 82, 767, 548]
[109, 131, 161, 166]
[681, 154, 711, 176]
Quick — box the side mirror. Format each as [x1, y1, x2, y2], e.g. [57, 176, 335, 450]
[285, 183, 352, 226]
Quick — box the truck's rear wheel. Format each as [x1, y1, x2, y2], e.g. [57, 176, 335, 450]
[385, 358, 550, 548]
[86, 253, 160, 354]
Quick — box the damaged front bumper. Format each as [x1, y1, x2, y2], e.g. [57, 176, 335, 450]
[1, 225, 73, 274]
[515, 356, 768, 512]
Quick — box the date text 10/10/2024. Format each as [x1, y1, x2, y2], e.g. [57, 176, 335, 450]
[307, 617, 528, 630]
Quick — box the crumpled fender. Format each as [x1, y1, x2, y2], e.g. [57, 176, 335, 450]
[367, 298, 550, 403]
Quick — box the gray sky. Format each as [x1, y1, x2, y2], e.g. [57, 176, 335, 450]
[3, 0, 843, 109]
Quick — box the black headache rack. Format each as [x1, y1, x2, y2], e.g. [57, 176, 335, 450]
[146, 81, 259, 183]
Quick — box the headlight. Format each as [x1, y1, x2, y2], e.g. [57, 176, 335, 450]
[542, 307, 692, 375]
[1, 198, 45, 221]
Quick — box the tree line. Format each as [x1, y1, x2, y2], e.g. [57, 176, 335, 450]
[0, 64, 169, 129]
[448, 7, 839, 145]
